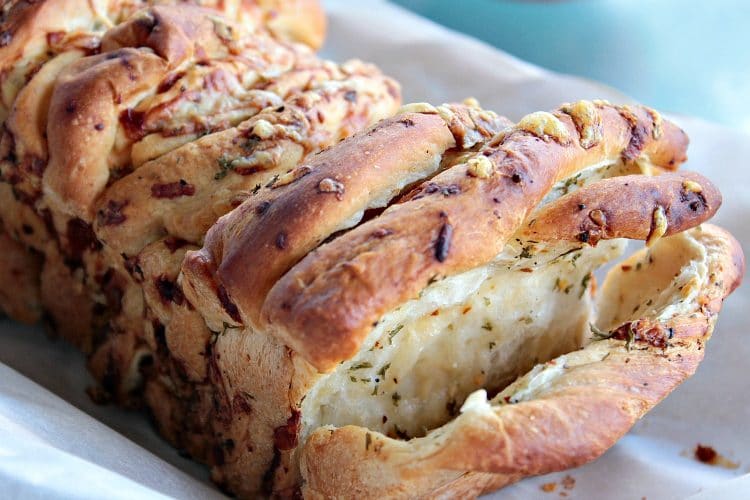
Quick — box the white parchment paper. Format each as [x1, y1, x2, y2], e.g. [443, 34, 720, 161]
[0, 1, 747, 498]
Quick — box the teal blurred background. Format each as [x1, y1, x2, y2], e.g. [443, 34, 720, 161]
[392, 0, 750, 132]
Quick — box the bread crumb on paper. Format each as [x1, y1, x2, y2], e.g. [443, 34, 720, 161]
[692, 444, 740, 469]
[540, 482, 557, 493]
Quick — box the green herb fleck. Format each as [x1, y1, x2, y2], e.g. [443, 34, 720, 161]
[365, 432, 372, 450]
[560, 173, 582, 194]
[265, 174, 280, 188]
[377, 363, 390, 377]
[387, 324, 403, 344]
[483, 296, 491, 307]
[624, 324, 636, 351]
[519, 245, 534, 259]
[371, 385, 378, 396]
[489, 341, 496, 350]
[579, 273, 592, 298]
[482, 321, 493, 331]
[350, 362, 372, 370]
[636, 262, 643, 271]
[243, 136, 260, 153]
[391, 392, 401, 406]
[214, 155, 236, 180]
[590, 323, 612, 340]
[350, 376, 357, 382]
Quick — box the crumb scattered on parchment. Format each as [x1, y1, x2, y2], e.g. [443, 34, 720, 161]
[540, 475, 575, 495]
[686, 444, 740, 469]
[561, 475, 575, 490]
[540, 482, 557, 493]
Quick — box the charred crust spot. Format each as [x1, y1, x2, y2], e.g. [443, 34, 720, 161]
[155, 276, 184, 305]
[94, 123, 105, 131]
[275, 232, 288, 250]
[622, 124, 648, 161]
[97, 200, 128, 226]
[163, 237, 188, 253]
[217, 285, 241, 322]
[577, 231, 590, 243]
[423, 183, 461, 197]
[255, 200, 272, 215]
[511, 172, 522, 183]
[150, 179, 195, 198]
[273, 410, 301, 451]
[398, 118, 415, 127]
[578, 203, 586, 211]
[65, 100, 77, 114]
[343, 90, 357, 103]
[434, 222, 453, 263]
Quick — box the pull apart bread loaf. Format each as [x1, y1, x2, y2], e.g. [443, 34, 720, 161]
[0, 2, 744, 499]
[177, 101, 743, 497]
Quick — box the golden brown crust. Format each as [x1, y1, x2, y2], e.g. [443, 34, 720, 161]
[299, 224, 744, 497]
[523, 171, 721, 245]
[183, 107, 509, 329]
[43, 47, 168, 218]
[94, 62, 400, 257]
[262, 103, 690, 371]
[42, 5, 320, 220]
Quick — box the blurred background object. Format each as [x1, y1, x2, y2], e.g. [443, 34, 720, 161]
[392, 0, 750, 132]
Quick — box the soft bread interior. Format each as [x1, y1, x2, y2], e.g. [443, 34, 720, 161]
[596, 230, 708, 329]
[493, 227, 715, 406]
[300, 160, 642, 439]
[301, 239, 624, 439]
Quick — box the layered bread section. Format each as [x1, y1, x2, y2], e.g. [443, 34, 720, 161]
[256, 102, 691, 371]
[175, 100, 738, 497]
